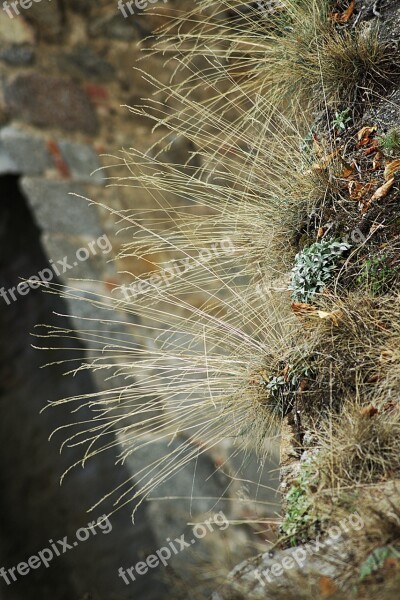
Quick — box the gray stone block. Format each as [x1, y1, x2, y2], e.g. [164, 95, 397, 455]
[0, 141, 18, 174]
[229, 449, 280, 510]
[125, 437, 230, 529]
[20, 177, 103, 238]
[88, 13, 140, 41]
[4, 74, 98, 135]
[40, 233, 107, 280]
[0, 43, 35, 65]
[55, 45, 115, 82]
[0, 126, 51, 175]
[23, 0, 63, 42]
[58, 139, 105, 184]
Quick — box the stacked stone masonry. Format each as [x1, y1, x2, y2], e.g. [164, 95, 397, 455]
[0, 2, 280, 598]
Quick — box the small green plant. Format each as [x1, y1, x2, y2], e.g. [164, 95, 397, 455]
[357, 254, 400, 295]
[290, 239, 351, 303]
[264, 374, 295, 418]
[280, 458, 319, 546]
[332, 108, 351, 131]
[359, 546, 400, 582]
[378, 129, 400, 154]
[261, 358, 316, 418]
[300, 129, 314, 154]
[266, 375, 286, 395]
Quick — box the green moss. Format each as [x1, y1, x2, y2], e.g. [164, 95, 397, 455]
[280, 459, 319, 546]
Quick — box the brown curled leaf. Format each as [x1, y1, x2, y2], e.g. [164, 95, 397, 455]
[384, 159, 400, 181]
[348, 181, 375, 201]
[357, 125, 377, 142]
[319, 575, 339, 597]
[370, 178, 395, 201]
[362, 178, 395, 212]
[306, 149, 341, 173]
[364, 140, 379, 156]
[331, 0, 355, 23]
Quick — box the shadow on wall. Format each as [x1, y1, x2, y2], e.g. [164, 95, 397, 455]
[0, 176, 168, 600]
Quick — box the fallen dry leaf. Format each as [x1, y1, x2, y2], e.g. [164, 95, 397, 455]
[368, 222, 384, 235]
[317, 227, 325, 239]
[383, 400, 400, 413]
[342, 164, 354, 178]
[380, 349, 396, 363]
[364, 139, 379, 156]
[249, 368, 268, 386]
[348, 181, 375, 201]
[319, 575, 339, 597]
[357, 125, 377, 141]
[331, 0, 355, 23]
[307, 148, 341, 173]
[384, 159, 400, 181]
[291, 302, 316, 316]
[367, 373, 382, 383]
[282, 363, 290, 381]
[372, 152, 383, 170]
[370, 177, 395, 201]
[317, 309, 342, 325]
[298, 379, 308, 393]
[362, 177, 395, 213]
[312, 134, 324, 157]
[382, 557, 400, 572]
[291, 303, 341, 325]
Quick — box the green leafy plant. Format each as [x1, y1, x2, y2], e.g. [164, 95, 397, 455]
[290, 239, 351, 303]
[264, 375, 294, 418]
[378, 129, 400, 154]
[261, 356, 316, 419]
[332, 108, 351, 131]
[359, 546, 400, 582]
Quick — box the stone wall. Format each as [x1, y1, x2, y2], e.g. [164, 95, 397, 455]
[0, 2, 280, 598]
[0, 0, 194, 277]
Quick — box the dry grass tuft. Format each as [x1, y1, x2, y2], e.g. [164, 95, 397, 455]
[40, 1, 400, 595]
[282, 293, 400, 416]
[153, 0, 395, 117]
[40, 282, 294, 516]
[315, 401, 400, 491]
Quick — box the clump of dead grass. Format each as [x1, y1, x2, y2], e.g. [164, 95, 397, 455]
[154, 0, 395, 118]
[106, 100, 328, 295]
[40, 282, 295, 516]
[283, 292, 400, 416]
[315, 401, 400, 491]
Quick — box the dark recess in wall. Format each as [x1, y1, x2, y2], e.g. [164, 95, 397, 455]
[0, 176, 167, 600]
